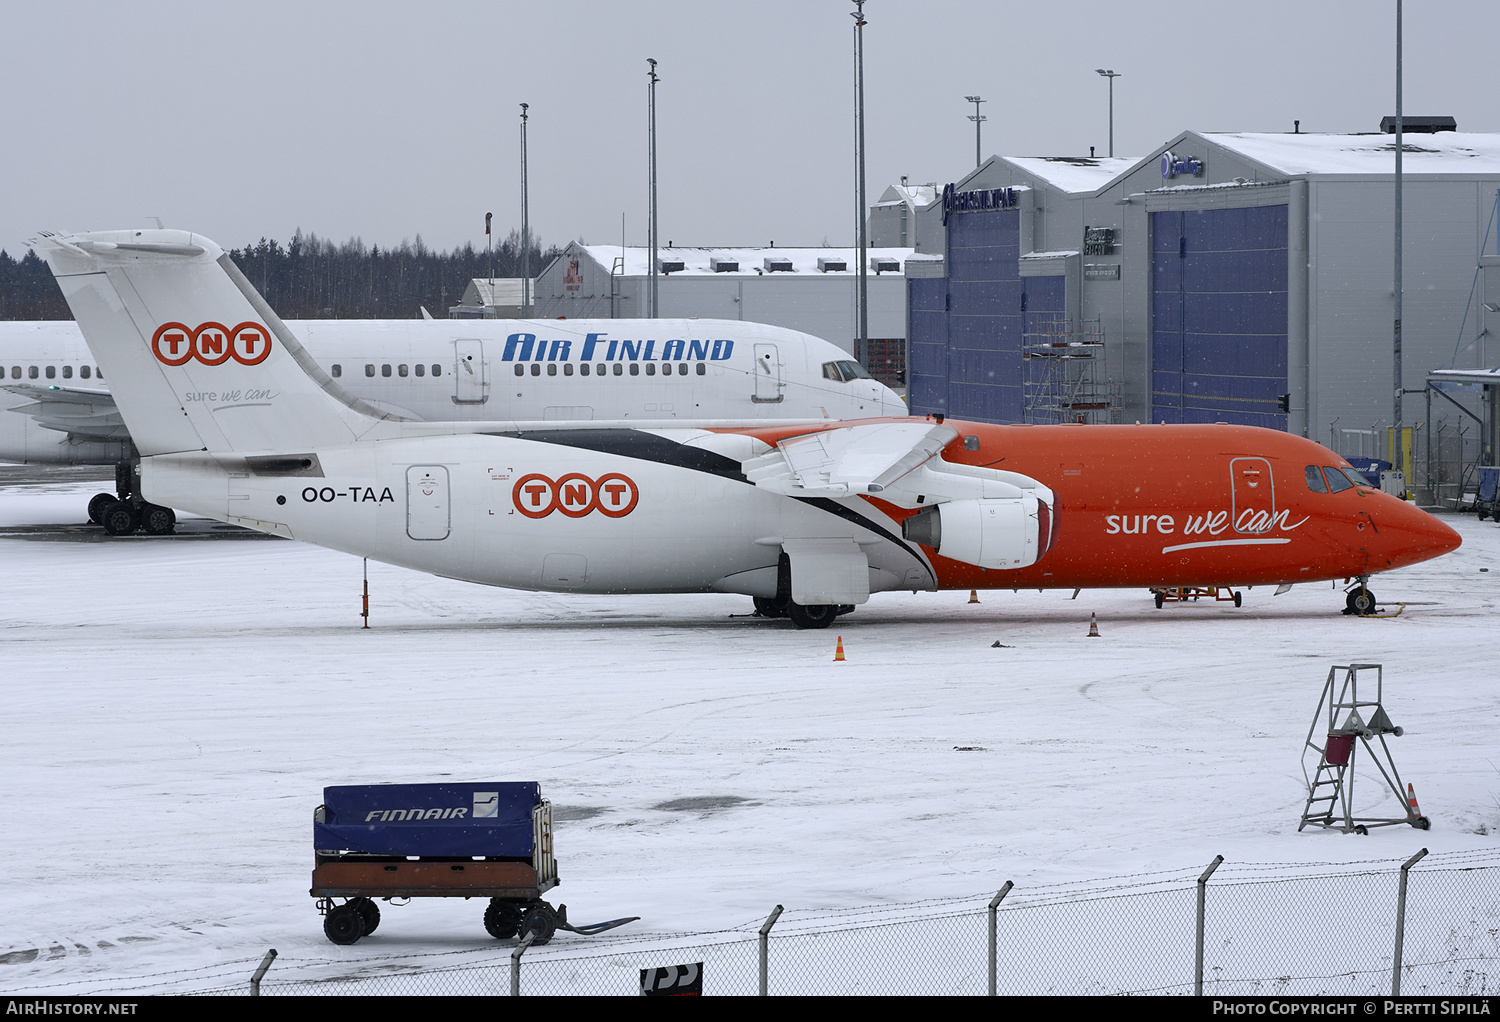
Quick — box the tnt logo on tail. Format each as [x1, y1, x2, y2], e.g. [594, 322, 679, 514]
[151, 321, 273, 366]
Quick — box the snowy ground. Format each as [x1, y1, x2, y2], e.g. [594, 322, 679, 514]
[1, 467, 1498, 994]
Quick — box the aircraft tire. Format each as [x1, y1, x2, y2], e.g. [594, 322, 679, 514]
[323, 904, 363, 945]
[1154, 591, 1165, 609]
[484, 899, 521, 939]
[141, 504, 176, 536]
[87, 492, 118, 525]
[786, 601, 838, 630]
[1346, 587, 1377, 616]
[350, 897, 380, 936]
[519, 901, 557, 945]
[1233, 591, 1242, 608]
[101, 502, 139, 537]
[753, 596, 788, 619]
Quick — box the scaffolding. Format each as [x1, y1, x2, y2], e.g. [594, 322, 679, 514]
[1022, 314, 1119, 424]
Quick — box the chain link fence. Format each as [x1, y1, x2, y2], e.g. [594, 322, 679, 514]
[32, 850, 1497, 996]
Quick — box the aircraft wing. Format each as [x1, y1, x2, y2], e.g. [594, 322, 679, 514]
[742, 421, 958, 497]
[1, 383, 130, 442]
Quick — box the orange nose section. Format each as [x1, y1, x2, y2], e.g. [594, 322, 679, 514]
[1369, 495, 1462, 571]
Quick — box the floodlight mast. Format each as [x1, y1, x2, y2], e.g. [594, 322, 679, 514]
[647, 59, 659, 319]
[1393, 0, 1405, 492]
[520, 103, 530, 318]
[965, 95, 987, 169]
[1094, 69, 1121, 158]
[852, 1, 868, 363]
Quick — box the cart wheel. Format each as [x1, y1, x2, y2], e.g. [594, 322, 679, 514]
[484, 899, 522, 939]
[519, 901, 558, 945]
[324, 904, 363, 945]
[1154, 592, 1164, 609]
[350, 897, 380, 936]
[1414, 815, 1431, 831]
[1354, 825, 1368, 835]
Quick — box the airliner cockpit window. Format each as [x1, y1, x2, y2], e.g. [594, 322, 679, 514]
[1336, 466, 1372, 488]
[1323, 466, 1354, 493]
[837, 360, 872, 380]
[822, 361, 842, 381]
[1304, 466, 1328, 493]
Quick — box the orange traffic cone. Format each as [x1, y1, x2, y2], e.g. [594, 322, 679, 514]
[1407, 782, 1421, 817]
[1087, 613, 1100, 637]
[968, 589, 980, 604]
[834, 636, 846, 661]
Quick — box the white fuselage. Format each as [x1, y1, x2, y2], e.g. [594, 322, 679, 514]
[144, 430, 931, 598]
[0, 319, 903, 464]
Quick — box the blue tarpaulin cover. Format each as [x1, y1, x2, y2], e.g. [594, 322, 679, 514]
[315, 782, 539, 858]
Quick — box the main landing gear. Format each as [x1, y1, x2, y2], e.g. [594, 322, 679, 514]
[86, 459, 175, 537]
[753, 596, 855, 629]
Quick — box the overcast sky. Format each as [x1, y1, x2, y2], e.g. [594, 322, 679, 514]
[3, 1, 1495, 261]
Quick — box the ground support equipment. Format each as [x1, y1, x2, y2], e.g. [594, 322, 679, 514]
[1298, 663, 1429, 834]
[310, 782, 635, 945]
[1150, 586, 1242, 609]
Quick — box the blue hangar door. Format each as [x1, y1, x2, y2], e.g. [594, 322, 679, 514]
[1151, 206, 1288, 428]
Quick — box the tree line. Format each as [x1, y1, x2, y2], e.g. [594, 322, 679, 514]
[0, 229, 562, 320]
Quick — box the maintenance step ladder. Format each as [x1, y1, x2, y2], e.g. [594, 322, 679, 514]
[1298, 663, 1429, 834]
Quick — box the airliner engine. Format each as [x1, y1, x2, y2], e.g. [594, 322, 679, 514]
[902, 493, 1054, 569]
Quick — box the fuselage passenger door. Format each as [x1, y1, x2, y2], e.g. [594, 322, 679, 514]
[1230, 457, 1275, 533]
[453, 339, 488, 404]
[407, 465, 450, 540]
[752, 342, 783, 403]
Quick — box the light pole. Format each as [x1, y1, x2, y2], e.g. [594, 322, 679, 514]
[965, 95, 986, 169]
[1094, 69, 1120, 157]
[1393, 0, 1405, 490]
[519, 103, 530, 318]
[647, 58, 659, 319]
[852, 1, 867, 362]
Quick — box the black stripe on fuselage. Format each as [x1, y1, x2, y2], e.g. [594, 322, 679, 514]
[491, 428, 935, 582]
[485, 429, 749, 482]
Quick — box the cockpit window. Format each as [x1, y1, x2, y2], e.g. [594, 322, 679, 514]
[1304, 466, 1328, 493]
[822, 360, 874, 383]
[1335, 466, 1372, 488]
[1322, 466, 1354, 493]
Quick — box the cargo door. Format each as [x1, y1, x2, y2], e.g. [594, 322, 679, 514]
[753, 342, 783, 403]
[453, 339, 488, 404]
[407, 465, 450, 540]
[1230, 457, 1275, 533]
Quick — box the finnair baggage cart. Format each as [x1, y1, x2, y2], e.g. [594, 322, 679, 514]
[311, 782, 560, 945]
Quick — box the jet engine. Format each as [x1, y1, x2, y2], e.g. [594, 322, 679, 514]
[902, 493, 1054, 569]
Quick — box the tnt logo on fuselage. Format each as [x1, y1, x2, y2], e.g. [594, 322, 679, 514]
[151, 321, 273, 366]
[513, 472, 639, 519]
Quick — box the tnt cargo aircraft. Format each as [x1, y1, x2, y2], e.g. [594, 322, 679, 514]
[0, 315, 900, 533]
[39, 229, 1460, 625]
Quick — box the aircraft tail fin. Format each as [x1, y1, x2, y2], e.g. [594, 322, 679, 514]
[34, 229, 396, 456]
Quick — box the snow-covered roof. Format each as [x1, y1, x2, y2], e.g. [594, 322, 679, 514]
[1429, 366, 1500, 386]
[875, 182, 940, 208]
[577, 245, 933, 277]
[1199, 132, 1500, 177]
[460, 278, 536, 306]
[1000, 156, 1138, 194]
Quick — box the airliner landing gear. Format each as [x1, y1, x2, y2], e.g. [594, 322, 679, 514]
[1344, 583, 1377, 616]
[785, 601, 839, 630]
[753, 595, 846, 628]
[91, 457, 175, 536]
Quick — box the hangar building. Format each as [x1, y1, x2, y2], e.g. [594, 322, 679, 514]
[907, 127, 1500, 479]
